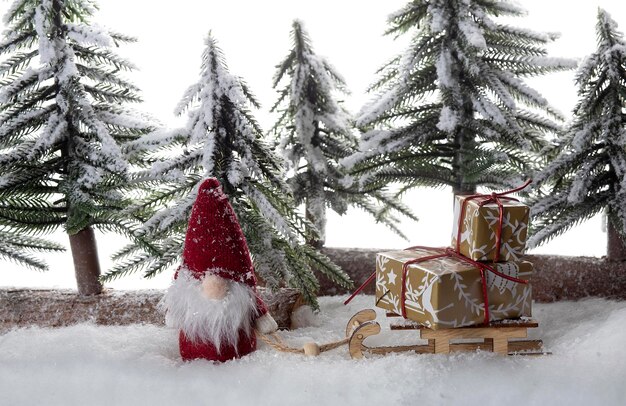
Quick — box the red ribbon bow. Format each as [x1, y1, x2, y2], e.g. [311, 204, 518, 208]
[455, 179, 532, 262]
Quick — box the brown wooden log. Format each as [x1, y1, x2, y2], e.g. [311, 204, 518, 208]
[0, 287, 302, 333]
[528, 254, 626, 301]
[320, 247, 626, 302]
[3, 248, 625, 332]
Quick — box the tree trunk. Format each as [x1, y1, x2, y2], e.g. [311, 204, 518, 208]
[68, 227, 103, 295]
[451, 129, 477, 196]
[305, 169, 326, 248]
[607, 218, 626, 262]
[305, 197, 326, 248]
[305, 119, 326, 249]
[451, 79, 477, 196]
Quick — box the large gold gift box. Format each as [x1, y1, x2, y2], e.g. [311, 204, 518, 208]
[375, 248, 533, 329]
[451, 195, 530, 262]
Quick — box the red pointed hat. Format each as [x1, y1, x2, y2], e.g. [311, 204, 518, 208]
[178, 177, 257, 288]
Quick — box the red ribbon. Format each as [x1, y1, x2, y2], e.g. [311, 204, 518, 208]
[344, 246, 529, 325]
[455, 180, 532, 262]
[343, 271, 376, 305]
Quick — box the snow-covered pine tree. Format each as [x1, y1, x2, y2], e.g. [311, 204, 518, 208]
[107, 34, 351, 307]
[529, 9, 626, 261]
[343, 0, 576, 196]
[0, 0, 154, 294]
[271, 20, 417, 247]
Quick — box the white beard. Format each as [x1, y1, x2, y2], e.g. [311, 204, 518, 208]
[160, 269, 259, 350]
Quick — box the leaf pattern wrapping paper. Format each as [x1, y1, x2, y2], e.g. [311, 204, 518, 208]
[451, 195, 530, 262]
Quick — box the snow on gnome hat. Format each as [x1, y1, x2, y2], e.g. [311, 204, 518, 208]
[178, 177, 257, 288]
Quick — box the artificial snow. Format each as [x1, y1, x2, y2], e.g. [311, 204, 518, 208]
[66, 23, 113, 47]
[435, 49, 455, 88]
[436, 106, 459, 132]
[1, 295, 625, 406]
[459, 18, 487, 49]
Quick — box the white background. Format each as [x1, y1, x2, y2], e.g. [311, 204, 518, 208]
[0, 0, 624, 290]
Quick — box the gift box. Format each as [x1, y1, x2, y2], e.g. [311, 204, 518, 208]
[375, 248, 533, 329]
[451, 194, 530, 262]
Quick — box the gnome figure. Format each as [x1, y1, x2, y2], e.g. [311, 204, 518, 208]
[161, 178, 278, 362]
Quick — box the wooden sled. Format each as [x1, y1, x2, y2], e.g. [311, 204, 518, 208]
[345, 309, 548, 359]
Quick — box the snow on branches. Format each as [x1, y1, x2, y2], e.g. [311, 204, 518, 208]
[347, 0, 576, 195]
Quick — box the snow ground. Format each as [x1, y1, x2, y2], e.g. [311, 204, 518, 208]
[1, 296, 625, 406]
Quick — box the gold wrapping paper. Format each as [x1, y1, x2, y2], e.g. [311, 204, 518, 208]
[451, 195, 530, 262]
[375, 248, 533, 329]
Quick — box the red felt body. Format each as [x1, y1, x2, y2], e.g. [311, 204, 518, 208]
[179, 329, 256, 362]
[178, 290, 268, 362]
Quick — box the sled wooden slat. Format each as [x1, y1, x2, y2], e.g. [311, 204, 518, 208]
[420, 326, 527, 341]
[367, 343, 434, 355]
[347, 309, 547, 358]
[356, 339, 546, 356]
[507, 340, 544, 353]
[388, 317, 539, 330]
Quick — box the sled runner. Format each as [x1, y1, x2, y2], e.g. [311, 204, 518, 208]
[345, 309, 547, 359]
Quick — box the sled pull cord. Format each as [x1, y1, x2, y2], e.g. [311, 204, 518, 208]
[256, 331, 349, 356]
